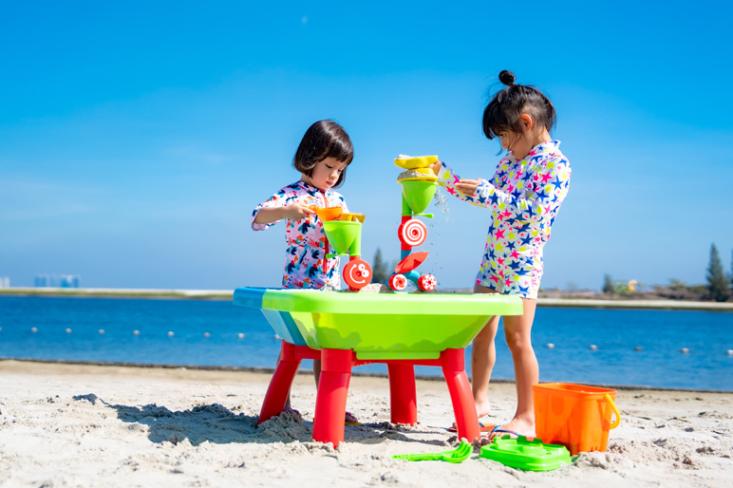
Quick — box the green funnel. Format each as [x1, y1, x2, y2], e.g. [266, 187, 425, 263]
[401, 180, 437, 215]
[323, 221, 361, 255]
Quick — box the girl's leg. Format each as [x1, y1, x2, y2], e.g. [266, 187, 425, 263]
[472, 284, 500, 418]
[313, 359, 322, 386]
[499, 297, 538, 436]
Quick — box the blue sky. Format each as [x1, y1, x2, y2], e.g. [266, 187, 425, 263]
[1, 1, 732, 290]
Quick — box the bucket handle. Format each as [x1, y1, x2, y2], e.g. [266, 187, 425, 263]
[604, 393, 621, 429]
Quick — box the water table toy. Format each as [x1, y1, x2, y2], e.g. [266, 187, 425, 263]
[480, 435, 573, 472]
[393, 440, 473, 464]
[309, 205, 372, 291]
[234, 287, 523, 447]
[389, 154, 439, 292]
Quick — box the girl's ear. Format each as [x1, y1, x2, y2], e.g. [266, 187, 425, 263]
[519, 113, 534, 132]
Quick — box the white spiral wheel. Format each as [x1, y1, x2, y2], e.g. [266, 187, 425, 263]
[398, 218, 427, 247]
[388, 274, 408, 292]
[417, 274, 437, 292]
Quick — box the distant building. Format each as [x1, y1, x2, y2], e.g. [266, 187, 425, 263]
[59, 275, 80, 288]
[0, 276, 10, 288]
[34, 275, 50, 287]
[34, 274, 81, 288]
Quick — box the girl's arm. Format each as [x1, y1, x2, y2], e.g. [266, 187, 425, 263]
[251, 188, 314, 231]
[253, 205, 313, 226]
[434, 160, 496, 206]
[436, 157, 571, 225]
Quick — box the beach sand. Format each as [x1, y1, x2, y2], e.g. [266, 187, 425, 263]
[0, 360, 731, 487]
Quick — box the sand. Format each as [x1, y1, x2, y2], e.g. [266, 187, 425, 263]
[0, 360, 731, 487]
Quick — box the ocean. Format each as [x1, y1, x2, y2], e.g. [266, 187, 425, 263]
[1, 296, 731, 391]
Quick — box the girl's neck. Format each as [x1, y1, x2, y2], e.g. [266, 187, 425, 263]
[531, 129, 552, 147]
[301, 175, 324, 192]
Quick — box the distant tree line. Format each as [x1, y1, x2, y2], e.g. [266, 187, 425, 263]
[603, 243, 732, 302]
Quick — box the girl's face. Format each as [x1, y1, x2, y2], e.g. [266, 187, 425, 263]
[498, 131, 530, 160]
[304, 157, 348, 191]
[498, 113, 550, 160]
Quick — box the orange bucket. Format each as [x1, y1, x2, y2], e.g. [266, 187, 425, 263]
[533, 382, 621, 455]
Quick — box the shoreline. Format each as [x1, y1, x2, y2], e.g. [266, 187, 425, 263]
[2, 286, 733, 311]
[2, 359, 731, 394]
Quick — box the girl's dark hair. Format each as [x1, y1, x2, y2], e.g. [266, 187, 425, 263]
[482, 70, 556, 139]
[294, 120, 353, 187]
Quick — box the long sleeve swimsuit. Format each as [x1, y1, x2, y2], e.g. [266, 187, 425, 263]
[436, 140, 571, 298]
[251, 180, 348, 290]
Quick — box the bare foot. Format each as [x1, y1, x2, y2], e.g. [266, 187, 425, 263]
[475, 401, 491, 419]
[488, 416, 535, 441]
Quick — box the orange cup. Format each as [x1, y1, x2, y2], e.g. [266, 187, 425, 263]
[533, 382, 621, 455]
[312, 206, 343, 221]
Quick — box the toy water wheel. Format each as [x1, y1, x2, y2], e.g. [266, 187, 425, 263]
[388, 273, 408, 292]
[343, 258, 372, 291]
[398, 218, 427, 248]
[417, 274, 437, 292]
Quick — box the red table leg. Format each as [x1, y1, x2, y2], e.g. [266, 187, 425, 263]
[440, 348, 480, 442]
[388, 363, 417, 425]
[312, 348, 353, 447]
[258, 342, 306, 423]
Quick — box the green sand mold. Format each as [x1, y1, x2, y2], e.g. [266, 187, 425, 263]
[259, 289, 523, 360]
[480, 435, 573, 472]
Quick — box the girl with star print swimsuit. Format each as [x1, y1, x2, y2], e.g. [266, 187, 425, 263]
[436, 139, 570, 299]
[433, 70, 571, 441]
[251, 179, 348, 289]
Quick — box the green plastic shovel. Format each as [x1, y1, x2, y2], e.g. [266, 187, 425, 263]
[392, 440, 473, 463]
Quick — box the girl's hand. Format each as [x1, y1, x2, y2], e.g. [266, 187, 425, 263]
[283, 203, 315, 220]
[455, 179, 481, 196]
[431, 160, 442, 175]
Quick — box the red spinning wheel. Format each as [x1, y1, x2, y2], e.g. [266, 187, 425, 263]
[388, 273, 408, 292]
[398, 218, 427, 248]
[343, 258, 372, 291]
[417, 274, 437, 292]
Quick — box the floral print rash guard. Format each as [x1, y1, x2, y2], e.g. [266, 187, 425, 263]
[436, 140, 571, 298]
[251, 180, 348, 290]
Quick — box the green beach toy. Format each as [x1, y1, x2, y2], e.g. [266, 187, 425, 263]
[479, 435, 572, 472]
[393, 440, 473, 464]
[322, 220, 361, 256]
[400, 179, 437, 215]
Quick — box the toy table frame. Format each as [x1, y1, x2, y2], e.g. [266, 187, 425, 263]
[259, 341, 479, 447]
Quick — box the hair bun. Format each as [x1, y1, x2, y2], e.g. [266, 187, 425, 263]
[499, 70, 515, 86]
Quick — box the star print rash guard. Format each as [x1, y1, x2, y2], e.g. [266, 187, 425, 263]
[436, 140, 571, 298]
[251, 180, 349, 290]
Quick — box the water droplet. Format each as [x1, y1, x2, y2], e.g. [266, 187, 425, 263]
[167, 331, 175, 337]
[31, 326, 38, 333]
[65, 328, 72, 334]
[546, 342, 555, 349]
[98, 329, 106, 335]
[237, 332, 246, 340]
[203, 332, 211, 339]
[132, 329, 140, 336]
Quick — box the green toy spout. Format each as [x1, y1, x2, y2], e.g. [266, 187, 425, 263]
[400, 180, 437, 216]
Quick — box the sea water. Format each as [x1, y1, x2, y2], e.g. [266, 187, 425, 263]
[0, 296, 731, 391]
